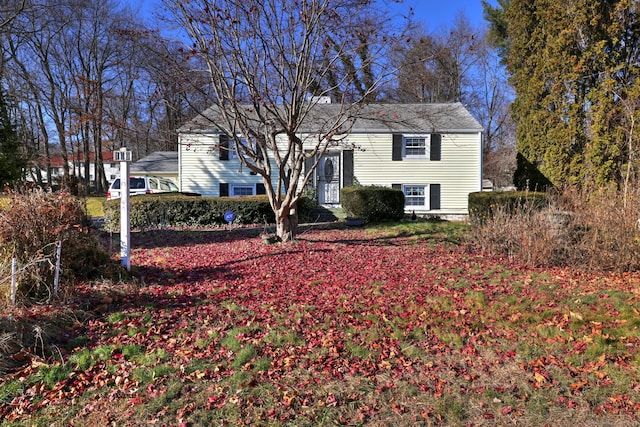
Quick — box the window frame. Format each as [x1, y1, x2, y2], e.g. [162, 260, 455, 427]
[403, 134, 431, 160]
[403, 184, 427, 207]
[230, 184, 255, 197]
[229, 136, 254, 160]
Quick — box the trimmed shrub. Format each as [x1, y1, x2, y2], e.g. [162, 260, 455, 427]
[103, 193, 313, 230]
[341, 185, 405, 223]
[468, 191, 548, 225]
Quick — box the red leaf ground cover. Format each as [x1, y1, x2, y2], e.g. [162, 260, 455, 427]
[3, 224, 640, 425]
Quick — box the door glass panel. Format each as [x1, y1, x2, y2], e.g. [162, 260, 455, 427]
[324, 159, 334, 183]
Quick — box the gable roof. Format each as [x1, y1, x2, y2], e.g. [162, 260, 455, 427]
[130, 151, 178, 174]
[179, 102, 483, 135]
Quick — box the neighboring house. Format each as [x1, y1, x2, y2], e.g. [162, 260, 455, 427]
[27, 152, 120, 184]
[130, 151, 179, 183]
[177, 102, 483, 216]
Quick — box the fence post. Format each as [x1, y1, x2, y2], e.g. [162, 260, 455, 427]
[53, 240, 62, 298]
[11, 257, 17, 306]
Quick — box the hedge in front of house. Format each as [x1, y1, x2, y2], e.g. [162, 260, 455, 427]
[468, 191, 548, 224]
[103, 193, 314, 230]
[341, 185, 405, 223]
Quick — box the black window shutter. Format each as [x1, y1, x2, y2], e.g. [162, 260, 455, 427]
[219, 134, 229, 161]
[391, 184, 402, 190]
[304, 150, 314, 177]
[219, 183, 229, 197]
[430, 134, 441, 161]
[392, 134, 403, 161]
[343, 150, 354, 187]
[430, 184, 441, 210]
[256, 183, 266, 195]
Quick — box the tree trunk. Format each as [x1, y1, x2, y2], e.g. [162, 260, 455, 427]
[275, 204, 299, 242]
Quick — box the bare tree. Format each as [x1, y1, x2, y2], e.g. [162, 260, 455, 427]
[465, 26, 516, 189]
[390, 15, 480, 103]
[0, 1, 26, 29]
[166, 0, 403, 241]
[389, 14, 516, 188]
[2, 1, 75, 188]
[3, 0, 152, 193]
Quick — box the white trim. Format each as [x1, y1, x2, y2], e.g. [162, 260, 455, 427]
[402, 134, 431, 159]
[230, 184, 255, 197]
[402, 184, 428, 208]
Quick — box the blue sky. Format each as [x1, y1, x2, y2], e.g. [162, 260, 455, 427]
[402, 0, 493, 30]
[126, 0, 495, 31]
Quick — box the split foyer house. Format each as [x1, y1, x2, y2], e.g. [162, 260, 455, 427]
[177, 102, 483, 216]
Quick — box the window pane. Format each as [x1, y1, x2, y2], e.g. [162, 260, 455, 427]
[232, 186, 254, 196]
[404, 185, 426, 206]
[405, 137, 426, 157]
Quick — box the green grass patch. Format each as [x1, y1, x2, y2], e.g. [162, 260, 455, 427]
[131, 348, 169, 366]
[132, 364, 177, 384]
[93, 344, 117, 361]
[345, 342, 372, 359]
[30, 364, 72, 389]
[264, 328, 305, 348]
[221, 334, 243, 352]
[0, 380, 25, 405]
[68, 349, 96, 371]
[464, 290, 488, 308]
[122, 344, 145, 359]
[83, 196, 105, 217]
[253, 357, 272, 373]
[106, 312, 127, 324]
[232, 344, 257, 369]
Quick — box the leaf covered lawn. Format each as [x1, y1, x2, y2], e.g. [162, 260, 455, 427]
[3, 223, 640, 426]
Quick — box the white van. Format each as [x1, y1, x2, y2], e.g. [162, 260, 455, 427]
[106, 176, 179, 200]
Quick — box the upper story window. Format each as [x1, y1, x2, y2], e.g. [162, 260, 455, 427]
[220, 134, 257, 161]
[392, 133, 441, 161]
[404, 136, 429, 159]
[230, 137, 250, 159]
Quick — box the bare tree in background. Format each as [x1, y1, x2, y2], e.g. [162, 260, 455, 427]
[167, 0, 405, 241]
[389, 14, 516, 188]
[470, 30, 515, 189]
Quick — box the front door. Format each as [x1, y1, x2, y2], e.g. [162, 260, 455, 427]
[318, 153, 340, 205]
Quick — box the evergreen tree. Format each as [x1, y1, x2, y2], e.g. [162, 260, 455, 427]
[485, 0, 640, 189]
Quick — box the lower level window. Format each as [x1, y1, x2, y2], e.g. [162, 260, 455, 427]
[231, 185, 254, 196]
[404, 185, 426, 206]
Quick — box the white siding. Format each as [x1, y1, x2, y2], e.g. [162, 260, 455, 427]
[179, 133, 269, 196]
[180, 130, 481, 214]
[340, 132, 481, 215]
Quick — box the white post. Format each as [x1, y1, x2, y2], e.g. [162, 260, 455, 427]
[11, 257, 17, 306]
[117, 148, 132, 270]
[53, 240, 62, 298]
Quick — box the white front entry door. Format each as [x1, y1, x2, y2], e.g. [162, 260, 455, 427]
[318, 153, 340, 205]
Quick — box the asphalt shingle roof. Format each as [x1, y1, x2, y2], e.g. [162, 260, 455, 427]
[130, 151, 178, 174]
[179, 102, 482, 134]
